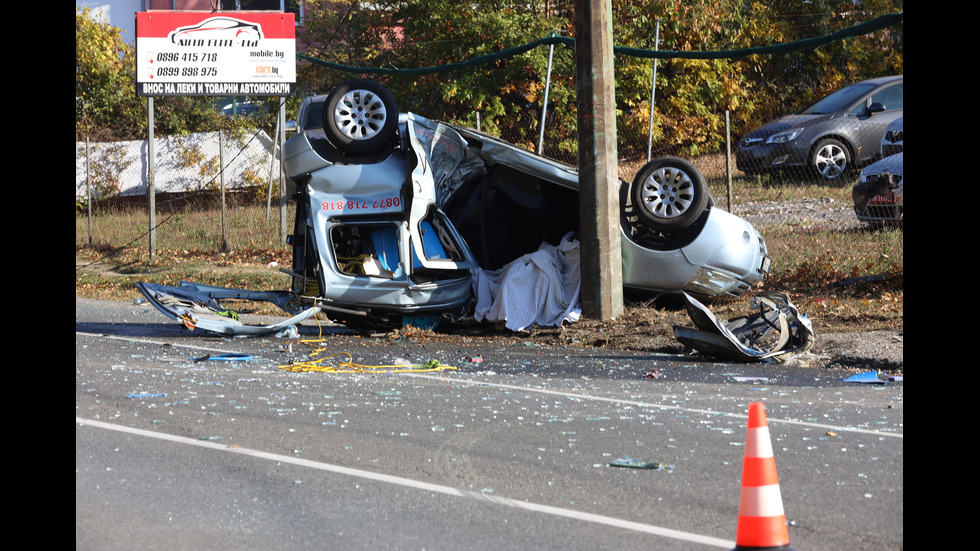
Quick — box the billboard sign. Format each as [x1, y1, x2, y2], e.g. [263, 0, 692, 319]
[135, 11, 296, 97]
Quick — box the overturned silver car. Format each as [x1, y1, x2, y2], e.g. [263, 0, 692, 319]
[277, 80, 770, 327]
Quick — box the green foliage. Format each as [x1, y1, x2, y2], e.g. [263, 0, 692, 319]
[295, 0, 900, 158]
[76, 6, 142, 140]
[734, 0, 904, 130]
[76, 7, 278, 142]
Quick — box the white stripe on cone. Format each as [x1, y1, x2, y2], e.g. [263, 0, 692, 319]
[746, 426, 774, 458]
[739, 485, 785, 517]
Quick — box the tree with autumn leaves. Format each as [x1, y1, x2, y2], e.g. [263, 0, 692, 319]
[78, 1, 902, 158]
[294, 0, 901, 161]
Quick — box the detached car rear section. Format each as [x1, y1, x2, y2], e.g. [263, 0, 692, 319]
[280, 80, 770, 326]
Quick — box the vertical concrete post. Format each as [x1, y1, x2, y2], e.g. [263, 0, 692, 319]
[575, 0, 623, 320]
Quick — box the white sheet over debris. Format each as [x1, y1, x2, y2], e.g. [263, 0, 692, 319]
[471, 232, 581, 331]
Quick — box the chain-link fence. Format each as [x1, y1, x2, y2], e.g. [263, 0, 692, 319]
[76, 126, 291, 253]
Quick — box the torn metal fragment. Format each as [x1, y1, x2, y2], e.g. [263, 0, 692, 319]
[673, 291, 814, 363]
[135, 281, 319, 337]
[609, 456, 672, 470]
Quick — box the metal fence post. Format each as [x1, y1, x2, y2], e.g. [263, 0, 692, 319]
[538, 33, 556, 156]
[279, 97, 288, 242]
[86, 138, 93, 245]
[219, 130, 229, 251]
[147, 97, 156, 260]
[646, 19, 660, 163]
[725, 110, 733, 212]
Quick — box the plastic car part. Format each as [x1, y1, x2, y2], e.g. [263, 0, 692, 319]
[629, 157, 709, 232]
[673, 291, 814, 363]
[322, 79, 399, 155]
[135, 282, 320, 337]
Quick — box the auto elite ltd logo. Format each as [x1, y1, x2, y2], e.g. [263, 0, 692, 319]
[169, 17, 264, 48]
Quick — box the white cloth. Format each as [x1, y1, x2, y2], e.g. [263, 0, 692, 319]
[471, 232, 581, 331]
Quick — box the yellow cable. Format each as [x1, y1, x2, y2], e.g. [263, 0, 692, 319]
[279, 351, 458, 374]
[278, 303, 457, 374]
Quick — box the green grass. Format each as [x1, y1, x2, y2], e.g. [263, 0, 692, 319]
[76, 201, 293, 253]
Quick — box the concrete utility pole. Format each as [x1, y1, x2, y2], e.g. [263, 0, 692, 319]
[574, 0, 623, 320]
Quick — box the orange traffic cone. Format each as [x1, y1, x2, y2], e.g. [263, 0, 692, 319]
[733, 402, 795, 550]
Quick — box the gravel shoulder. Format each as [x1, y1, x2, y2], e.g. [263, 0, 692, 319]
[428, 309, 904, 376]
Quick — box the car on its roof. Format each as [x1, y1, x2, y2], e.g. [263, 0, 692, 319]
[280, 80, 770, 326]
[737, 75, 903, 180]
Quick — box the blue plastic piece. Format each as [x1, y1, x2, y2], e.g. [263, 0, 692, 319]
[844, 371, 886, 384]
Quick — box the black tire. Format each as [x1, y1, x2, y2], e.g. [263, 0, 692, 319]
[629, 156, 710, 232]
[322, 79, 399, 155]
[810, 138, 851, 180]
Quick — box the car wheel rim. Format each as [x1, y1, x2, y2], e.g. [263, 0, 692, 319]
[333, 89, 388, 140]
[637, 166, 695, 219]
[814, 144, 846, 179]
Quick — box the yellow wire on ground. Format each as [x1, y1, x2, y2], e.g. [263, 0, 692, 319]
[279, 306, 457, 373]
[279, 348, 457, 374]
[278, 317, 458, 374]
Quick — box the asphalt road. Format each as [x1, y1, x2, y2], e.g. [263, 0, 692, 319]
[76, 298, 903, 550]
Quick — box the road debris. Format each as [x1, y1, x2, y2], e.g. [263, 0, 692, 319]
[673, 291, 814, 363]
[136, 281, 318, 337]
[609, 456, 674, 470]
[844, 370, 888, 384]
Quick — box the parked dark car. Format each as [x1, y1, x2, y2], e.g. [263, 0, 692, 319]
[879, 117, 903, 157]
[737, 75, 903, 180]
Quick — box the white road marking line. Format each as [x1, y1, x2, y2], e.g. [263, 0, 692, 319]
[77, 417, 735, 548]
[404, 373, 903, 438]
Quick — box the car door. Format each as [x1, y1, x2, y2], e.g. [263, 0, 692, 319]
[403, 115, 479, 272]
[851, 81, 903, 163]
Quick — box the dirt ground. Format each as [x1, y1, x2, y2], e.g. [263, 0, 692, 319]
[381, 301, 904, 376]
[77, 191, 903, 376]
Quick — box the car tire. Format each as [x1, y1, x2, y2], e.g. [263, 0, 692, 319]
[811, 138, 851, 180]
[630, 157, 710, 232]
[322, 79, 399, 155]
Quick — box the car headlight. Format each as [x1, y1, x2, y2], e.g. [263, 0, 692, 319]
[684, 268, 744, 296]
[765, 128, 804, 144]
